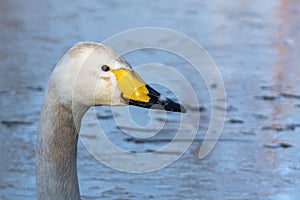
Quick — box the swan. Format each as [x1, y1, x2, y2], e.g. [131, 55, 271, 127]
[36, 41, 186, 199]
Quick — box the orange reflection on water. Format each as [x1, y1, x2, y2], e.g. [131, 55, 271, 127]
[269, 0, 300, 125]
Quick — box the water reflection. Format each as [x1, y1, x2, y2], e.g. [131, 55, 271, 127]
[1, 0, 300, 199]
[270, 0, 300, 126]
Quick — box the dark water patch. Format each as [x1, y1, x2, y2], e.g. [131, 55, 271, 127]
[0, 18, 24, 29]
[184, 9, 199, 15]
[253, 113, 269, 120]
[295, 104, 300, 108]
[228, 119, 244, 124]
[155, 117, 166, 122]
[262, 124, 284, 132]
[255, 95, 279, 101]
[134, 149, 189, 154]
[1, 120, 34, 128]
[262, 123, 300, 132]
[125, 137, 172, 143]
[240, 130, 256, 136]
[263, 140, 294, 149]
[81, 195, 102, 200]
[263, 123, 300, 131]
[101, 186, 129, 196]
[259, 85, 293, 91]
[0, 183, 14, 190]
[32, 36, 61, 44]
[96, 113, 113, 120]
[8, 167, 26, 173]
[285, 123, 300, 131]
[280, 93, 300, 100]
[116, 125, 172, 133]
[210, 83, 218, 89]
[185, 105, 206, 112]
[125, 137, 250, 144]
[214, 104, 238, 112]
[80, 134, 97, 139]
[145, 149, 154, 153]
[0, 90, 10, 95]
[26, 85, 44, 92]
[260, 85, 274, 90]
[289, 165, 300, 171]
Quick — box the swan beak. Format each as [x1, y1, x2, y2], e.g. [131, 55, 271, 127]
[111, 69, 186, 113]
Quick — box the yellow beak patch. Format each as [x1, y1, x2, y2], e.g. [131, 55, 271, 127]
[111, 69, 150, 103]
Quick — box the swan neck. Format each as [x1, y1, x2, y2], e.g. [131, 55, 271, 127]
[37, 84, 87, 200]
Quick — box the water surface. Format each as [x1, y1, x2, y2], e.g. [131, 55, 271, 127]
[0, 0, 300, 199]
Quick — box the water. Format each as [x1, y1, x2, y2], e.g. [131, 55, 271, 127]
[1, 0, 300, 199]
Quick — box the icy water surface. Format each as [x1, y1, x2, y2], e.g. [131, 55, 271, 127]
[1, 0, 300, 199]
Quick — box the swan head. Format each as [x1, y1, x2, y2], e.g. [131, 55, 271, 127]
[50, 41, 186, 113]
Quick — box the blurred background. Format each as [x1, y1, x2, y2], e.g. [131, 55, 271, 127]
[1, 0, 300, 199]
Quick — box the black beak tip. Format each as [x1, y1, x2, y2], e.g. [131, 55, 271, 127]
[161, 98, 187, 113]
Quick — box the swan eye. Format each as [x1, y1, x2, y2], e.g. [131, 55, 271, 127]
[101, 65, 110, 72]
